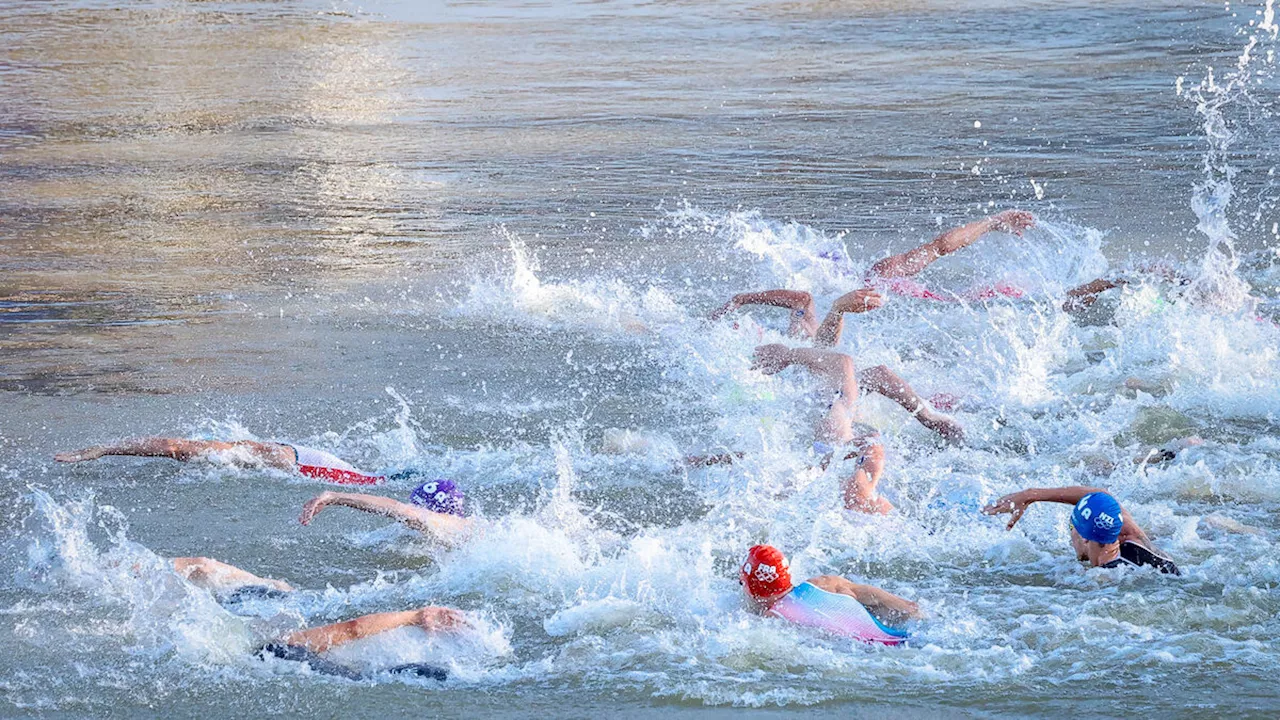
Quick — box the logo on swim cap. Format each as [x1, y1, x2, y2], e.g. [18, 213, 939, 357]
[409, 479, 466, 517]
[740, 545, 792, 600]
[1071, 492, 1123, 544]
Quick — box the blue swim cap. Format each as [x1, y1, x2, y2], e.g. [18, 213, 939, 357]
[409, 479, 466, 517]
[1070, 492, 1124, 544]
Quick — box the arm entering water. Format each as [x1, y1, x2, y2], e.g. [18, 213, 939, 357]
[814, 289, 884, 347]
[282, 606, 468, 654]
[711, 290, 819, 338]
[981, 486, 1149, 543]
[300, 491, 472, 546]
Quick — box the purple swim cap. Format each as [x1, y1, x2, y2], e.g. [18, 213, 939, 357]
[409, 479, 466, 516]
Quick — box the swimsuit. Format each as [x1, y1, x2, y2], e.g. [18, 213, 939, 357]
[258, 643, 448, 681]
[288, 445, 384, 486]
[1101, 541, 1182, 575]
[768, 581, 910, 646]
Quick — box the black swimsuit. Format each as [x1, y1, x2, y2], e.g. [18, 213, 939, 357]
[257, 643, 449, 681]
[1101, 541, 1182, 575]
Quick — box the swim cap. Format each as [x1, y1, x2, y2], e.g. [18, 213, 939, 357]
[409, 479, 466, 517]
[739, 545, 792, 600]
[1071, 492, 1123, 544]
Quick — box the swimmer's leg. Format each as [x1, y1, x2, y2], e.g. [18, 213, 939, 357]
[56, 437, 295, 470]
[841, 443, 892, 514]
[868, 210, 1034, 279]
[173, 557, 295, 594]
[857, 366, 964, 445]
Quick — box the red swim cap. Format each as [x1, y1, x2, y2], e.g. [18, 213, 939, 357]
[739, 545, 792, 600]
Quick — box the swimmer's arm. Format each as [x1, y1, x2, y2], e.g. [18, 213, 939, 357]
[282, 606, 468, 654]
[1063, 278, 1129, 314]
[711, 290, 814, 320]
[983, 486, 1139, 532]
[841, 444, 891, 514]
[786, 348, 860, 409]
[300, 492, 471, 544]
[172, 557, 294, 593]
[814, 289, 884, 347]
[808, 575, 921, 623]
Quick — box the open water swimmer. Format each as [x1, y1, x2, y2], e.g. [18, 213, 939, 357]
[739, 544, 918, 646]
[56, 437, 385, 485]
[8, 0, 1280, 715]
[983, 487, 1181, 575]
[299, 480, 476, 548]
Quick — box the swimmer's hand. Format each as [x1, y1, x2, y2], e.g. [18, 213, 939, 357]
[987, 210, 1035, 237]
[981, 491, 1033, 530]
[416, 606, 470, 633]
[709, 298, 740, 321]
[751, 343, 793, 375]
[299, 491, 336, 525]
[55, 446, 108, 463]
[831, 288, 884, 314]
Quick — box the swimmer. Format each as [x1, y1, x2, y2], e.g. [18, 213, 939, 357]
[299, 479, 474, 548]
[981, 487, 1181, 574]
[55, 437, 384, 485]
[170, 556, 465, 680]
[751, 344, 892, 513]
[714, 294, 969, 446]
[712, 210, 1036, 330]
[738, 544, 919, 646]
[261, 605, 467, 681]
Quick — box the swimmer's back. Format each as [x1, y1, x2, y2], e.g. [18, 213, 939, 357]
[289, 445, 384, 485]
[769, 581, 910, 646]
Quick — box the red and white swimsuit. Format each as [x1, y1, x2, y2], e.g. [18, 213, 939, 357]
[288, 445, 384, 486]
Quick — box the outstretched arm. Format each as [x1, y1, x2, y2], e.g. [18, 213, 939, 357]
[282, 606, 468, 654]
[869, 210, 1035, 279]
[300, 491, 471, 545]
[55, 438, 295, 470]
[808, 574, 921, 623]
[814, 289, 883, 347]
[172, 557, 294, 593]
[981, 486, 1146, 540]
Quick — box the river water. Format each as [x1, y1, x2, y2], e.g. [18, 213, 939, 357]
[2, 0, 1279, 716]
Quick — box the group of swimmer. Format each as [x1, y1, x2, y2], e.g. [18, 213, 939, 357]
[55, 209, 1191, 672]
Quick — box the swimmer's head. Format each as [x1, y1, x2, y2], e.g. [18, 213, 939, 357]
[409, 479, 466, 517]
[739, 544, 792, 603]
[1070, 492, 1123, 545]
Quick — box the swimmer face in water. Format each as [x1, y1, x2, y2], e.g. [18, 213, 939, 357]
[983, 486, 1169, 569]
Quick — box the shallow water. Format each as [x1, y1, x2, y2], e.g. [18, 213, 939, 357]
[2, 0, 1279, 717]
